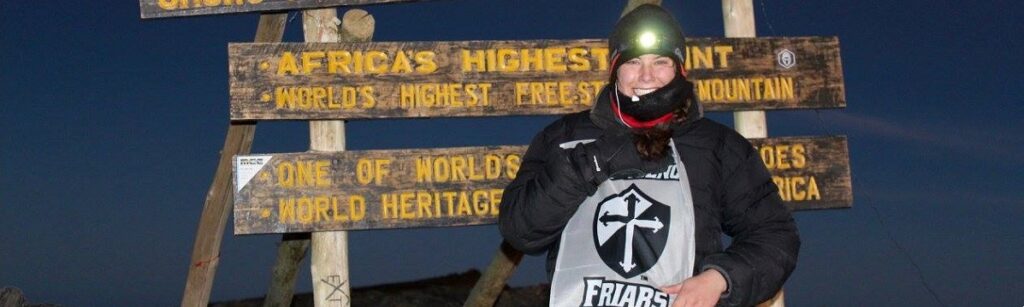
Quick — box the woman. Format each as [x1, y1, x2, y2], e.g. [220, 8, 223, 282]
[498, 5, 800, 307]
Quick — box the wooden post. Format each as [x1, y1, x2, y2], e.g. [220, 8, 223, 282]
[180, 13, 286, 307]
[722, 0, 767, 139]
[620, 0, 662, 17]
[463, 241, 524, 307]
[722, 1, 782, 306]
[303, 8, 375, 307]
[262, 233, 310, 307]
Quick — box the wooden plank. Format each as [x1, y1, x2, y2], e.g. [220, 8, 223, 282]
[262, 233, 310, 307]
[462, 241, 524, 307]
[726, 1, 783, 304]
[303, 7, 372, 307]
[233, 136, 851, 234]
[139, 0, 416, 19]
[749, 136, 852, 211]
[228, 36, 845, 120]
[180, 13, 286, 307]
[233, 145, 519, 234]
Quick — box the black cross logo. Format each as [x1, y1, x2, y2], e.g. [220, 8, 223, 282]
[597, 191, 663, 273]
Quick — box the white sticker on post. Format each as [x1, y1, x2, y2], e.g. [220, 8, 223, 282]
[235, 155, 272, 192]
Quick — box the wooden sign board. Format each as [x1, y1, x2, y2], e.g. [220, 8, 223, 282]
[228, 37, 845, 121]
[139, 0, 415, 19]
[751, 136, 852, 210]
[233, 136, 850, 234]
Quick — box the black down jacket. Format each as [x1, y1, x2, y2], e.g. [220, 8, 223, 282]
[498, 86, 800, 307]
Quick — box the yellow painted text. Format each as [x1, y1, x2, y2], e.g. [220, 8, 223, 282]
[399, 83, 492, 109]
[759, 144, 807, 170]
[683, 45, 734, 70]
[695, 77, 795, 102]
[380, 189, 503, 220]
[514, 81, 606, 107]
[274, 86, 375, 110]
[414, 154, 521, 183]
[157, 0, 262, 10]
[356, 159, 391, 186]
[275, 160, 331, 188]
[460, 47, 609, 73]
[275, 50, 437, 75]
[773, 176, 821, 202]
[277, 194, 366, 224]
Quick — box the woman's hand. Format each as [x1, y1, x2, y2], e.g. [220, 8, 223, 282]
[660, 269, 728, 307]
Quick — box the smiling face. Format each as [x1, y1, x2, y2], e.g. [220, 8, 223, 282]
[615, 54, 677, 97]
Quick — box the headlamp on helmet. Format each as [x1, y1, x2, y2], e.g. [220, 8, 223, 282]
[608, 5, 688, 74]
[638, 31, 659, 49]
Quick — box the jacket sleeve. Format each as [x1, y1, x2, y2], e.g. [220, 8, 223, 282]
[498, 124, 594, 255]
[699, 134, 801, 307]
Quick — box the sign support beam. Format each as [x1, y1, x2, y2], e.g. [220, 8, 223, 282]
[463, 241, 524, 307]
[304, 8, 375, 307]
[722, 1, 784, 306]
[263, 232, 310, 307]
[180, 13, 286, 307]
[724, 0, 768, 140]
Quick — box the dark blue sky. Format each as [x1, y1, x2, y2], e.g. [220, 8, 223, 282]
[1, 0, 1022, 306]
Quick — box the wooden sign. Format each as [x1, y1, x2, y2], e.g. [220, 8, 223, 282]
[228, 37, 845, 120]
[139, 0, 415, 19]
[234, 146, 521, 235]
[750, 136, 852, 211]
[233, 136, 850, 234]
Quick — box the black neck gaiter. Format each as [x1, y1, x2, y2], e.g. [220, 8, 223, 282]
[615, 75, 693, 121]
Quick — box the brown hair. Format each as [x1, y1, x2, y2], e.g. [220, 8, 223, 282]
[631, 98, 690, 160]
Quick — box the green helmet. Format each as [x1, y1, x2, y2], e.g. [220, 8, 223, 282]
[608, 4, 687, 76]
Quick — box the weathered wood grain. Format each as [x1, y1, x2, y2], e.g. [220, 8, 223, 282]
[303, 8, 366, 307]
[180, 13, 286, 307]
[750, 136, 852, 211]
[463, 241, 524, 307]
[228, 37, 845, 120]
[263, 233, 310, 307]
[233, 136, 850, 234]
[139, 0, 417, 19]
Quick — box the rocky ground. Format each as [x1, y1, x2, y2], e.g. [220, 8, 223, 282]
[210, 269, 549, 307]
[0, 288, 58, 307]
[0, 269, 547, 307]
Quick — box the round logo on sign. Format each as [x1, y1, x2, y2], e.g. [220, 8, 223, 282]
[592, 184, 671, 278]
[777, 49, 796, 69]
